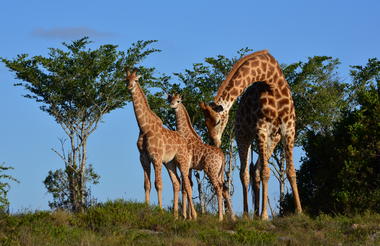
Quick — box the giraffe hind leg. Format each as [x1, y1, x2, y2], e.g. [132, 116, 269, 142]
[140, 151, 151, 205]
[164, 161, 181, 219]
[237, 138, 251, 216]
[152, 157, 164, 209]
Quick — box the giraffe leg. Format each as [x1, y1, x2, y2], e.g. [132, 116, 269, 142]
[284, 132, 302, 214]
[253, 157, 261, 218]
[187, 170, 194, 219]
[181, 176, 188, 219]
[140, 151, 151, 204]
[222, 181, 236, 221]
[237, 138, 251, 217]
[177, 155, 197, 220]
[182, 170, 197, 220]
[152, 157, 163, 209]
[257, 128, 271, 220]
[164, 161, 181, 219]
[205, 168, 224, 221]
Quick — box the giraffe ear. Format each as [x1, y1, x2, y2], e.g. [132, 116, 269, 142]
[199, 102, 207, 110]
[167, 94, 172, 102]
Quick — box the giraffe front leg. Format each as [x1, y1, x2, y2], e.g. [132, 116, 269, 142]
[206, 168, 224, 221]
[180, 178, 188, 219]
[258, 129, 270, 220]
[216, 186, 223, 221]
[164, 161, 181, 219]
[152, 157, 163, 209]
[284, 133, 302, 214]
[222, 184, 236, 221]
[180, 168, 197, 220]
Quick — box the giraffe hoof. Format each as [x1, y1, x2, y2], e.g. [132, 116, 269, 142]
[261, 214, 269, 221]
[242, 212, 249, 219]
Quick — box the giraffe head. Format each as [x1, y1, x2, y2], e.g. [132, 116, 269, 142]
[168, 94, 182, 110]
[125, 69, 141, 90]
[199, 102, 228, 147]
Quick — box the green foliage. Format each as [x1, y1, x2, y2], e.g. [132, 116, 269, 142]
[0, 164, 19, 213]
[1, 200, 380, 246]
[2, 38, 160, 212]
[1, 37, 159, 126]
[283, 56, 348, 144]
[289, 58, 380, 215]
[43, 164, 99, 210]
[152, 47, 252, 148]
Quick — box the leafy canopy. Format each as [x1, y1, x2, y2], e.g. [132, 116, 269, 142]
[2, 37, 160, 132]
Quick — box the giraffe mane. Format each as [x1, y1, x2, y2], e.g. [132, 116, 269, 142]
[135, 82, 163, 125]
[215, 49, 269, 101]
[179, 103, 202, 141]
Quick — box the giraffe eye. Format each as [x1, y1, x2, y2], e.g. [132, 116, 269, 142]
[215, 120, 221, 126]
[177, 100, 180, 103]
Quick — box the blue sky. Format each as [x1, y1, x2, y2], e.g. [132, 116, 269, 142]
[1, 0, 379, 214]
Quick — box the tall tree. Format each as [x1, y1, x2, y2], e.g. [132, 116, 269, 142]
[270, 56, 347, 214]
[0, 163, 18, 213]
[289, 58, 380, 215]
[2, 38, 160, 212]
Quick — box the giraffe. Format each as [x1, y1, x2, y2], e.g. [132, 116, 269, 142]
[168, 94, 236, 221]
[199, 50, 302, 219]
[126, 70, 197, 219]
[236, 84, 282, 217]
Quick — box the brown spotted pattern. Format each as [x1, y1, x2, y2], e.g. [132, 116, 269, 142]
[200, 51, 302, 219]
[126, 71, 196, 220]
[169, 94, 235, 221]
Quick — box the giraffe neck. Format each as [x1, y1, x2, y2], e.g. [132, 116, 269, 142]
[130, 82, 162, 132]
[175, 103, 202, 142]
[214, 50, 285, 113]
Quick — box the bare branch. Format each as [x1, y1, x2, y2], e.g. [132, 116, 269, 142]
[51, 148, 68, 165]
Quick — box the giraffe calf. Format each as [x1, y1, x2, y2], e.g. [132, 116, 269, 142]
[169, 94, 235, 221]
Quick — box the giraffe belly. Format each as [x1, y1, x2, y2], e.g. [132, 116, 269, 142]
[162, 151, 176, 163]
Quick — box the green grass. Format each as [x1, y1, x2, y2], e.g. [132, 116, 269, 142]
[1, 200, 379, 246]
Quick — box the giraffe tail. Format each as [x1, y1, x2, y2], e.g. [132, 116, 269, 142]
[249, 160, 255, 200]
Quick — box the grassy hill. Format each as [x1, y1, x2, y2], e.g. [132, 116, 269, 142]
[1, 200, 379, 246]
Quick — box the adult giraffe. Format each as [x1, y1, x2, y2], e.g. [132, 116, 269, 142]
[200, 50, 302, 219]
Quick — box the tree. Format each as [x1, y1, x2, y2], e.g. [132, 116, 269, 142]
[2, 38, 160, 212]
[0, 163, 19, 213]
[290, 58, 380, 215]
[270, 56, 348, 214]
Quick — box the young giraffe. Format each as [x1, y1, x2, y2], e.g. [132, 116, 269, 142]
[168, 94, 236, 221]
[126, 70, 197, 219]
[200, 50, 302, 219]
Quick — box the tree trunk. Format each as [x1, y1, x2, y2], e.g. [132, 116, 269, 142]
[194, 171, 206, 214]
[225, 140, 235, 213]
[79, 133, 88, 212]
[276, 149, 286, 215]
[65, 129, 89, 213]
